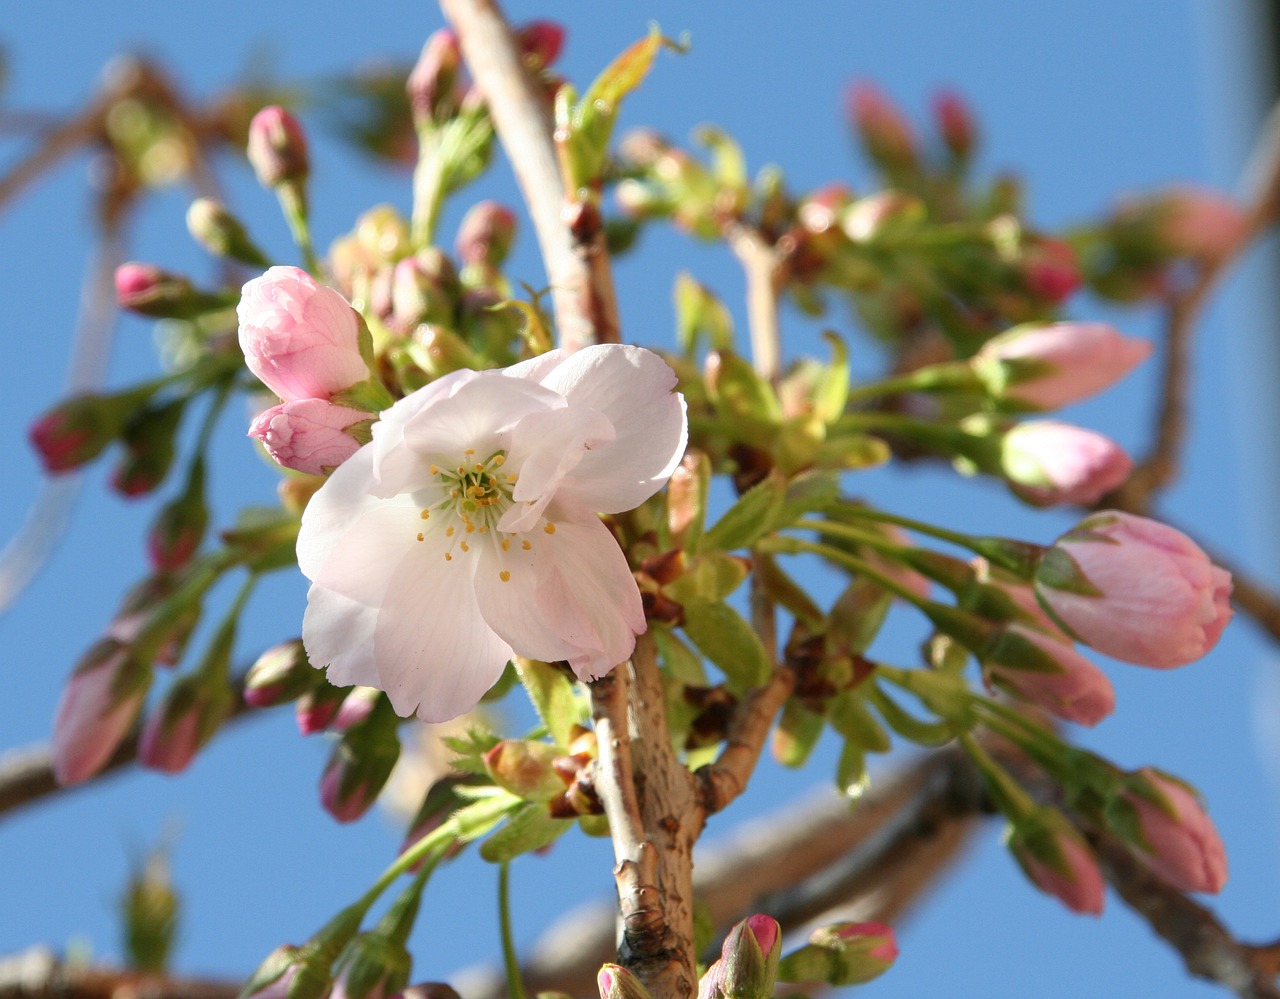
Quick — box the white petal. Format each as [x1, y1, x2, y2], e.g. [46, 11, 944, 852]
[401, 371, 562, 458]
[306, 497, 424, 603]
[499, 405, 615, 533]
[473, 540, 585, 664]
[370, 370, 478, 497]
[501, 349, 565, 383]
[538, 344, 687, 512]
[297, 445, 381, 580]
[302, 585, 381, 687]
[374, 530, 513, 722]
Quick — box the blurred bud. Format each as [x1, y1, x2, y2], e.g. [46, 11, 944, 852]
[777, 921, 898, 986]
[484, 740, 569, 801]
[249, 399, 370, 476]
[111, 398, 185, 497]
[332, 686, 382, 732]
[52, 638, 152, 785]
[516, 20, 566, 70]
[241, 944, 305, 999]
[1035, 511, 1232, 669]
[30, 389, 146, 473]
[407, 29, 462, 128]
[247, 105, 310, 188]
[412, 323, 483, 378]
[1001, 421, 1132, 507]
[138, 670, 234, 773]
[333, 932, 411, 999]
[1008, 810, 1105, 914]
[933, 88, 976, 160]
[245, 639, 319, 708]
[186, 197, 270, 268]
[297, 682, 349, 735]
[984, 624, 1115, 727]
[121, 842, 180, 972]
[840, 190, 925, 242]
[1147, 186, 1248, 262]
[1119, 768, 1227, 894]
[147, 463, 208, 572]
[391, 249, 461, 329]
[456, 201, 517, 268]
[847, 82, 917, 170]
[321, 701, 401, 822]
[115, 262, 225, 319]
[972, 322, 1152, 410]
[599, 964, 654, 999]
[1020, 237, 1081, 304]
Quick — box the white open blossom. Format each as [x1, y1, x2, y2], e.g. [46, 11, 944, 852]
[297, 344, 688, 722]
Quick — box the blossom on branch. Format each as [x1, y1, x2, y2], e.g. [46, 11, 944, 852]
[297, 345, 687, 722]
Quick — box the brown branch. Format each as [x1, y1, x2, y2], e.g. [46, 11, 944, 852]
[1093, 836, 1280, 999]
[440, 0, 607, 352]
[0, 948, 239, 999]
[696, 667, 795, 815]
[0, 109, 103, 215]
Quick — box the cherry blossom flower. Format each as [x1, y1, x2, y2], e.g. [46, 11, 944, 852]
[297, 344, 687, 722]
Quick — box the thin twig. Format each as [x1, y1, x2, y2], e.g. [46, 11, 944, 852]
[696, 667, 795, 815]
[0, 109, 103, 215]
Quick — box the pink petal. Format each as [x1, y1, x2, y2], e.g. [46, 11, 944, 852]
[501, 405, 615, 533]
[401, 371, 562, 459]
[301, 586, 382, 687]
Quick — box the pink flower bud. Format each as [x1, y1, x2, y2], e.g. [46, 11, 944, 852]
[1001, 421, 1132, 507]
[147, 470, 208, 573]
[1035, 511, 1233, 668]
[1152, 186, 1248, 262]
[320, 704, 400, 823]
[455, 201, 517, 267]
[830, 922, 898, 965]
[247, 105, 310, 188]
[932, 88, 976, 159]
[407, 29, 462, 127]
[744, 913, 780, 957]
[115, 262, 207, 318]
[244, 639, 317, 708]
[1011, 822, 1105, 915]
[516, 20, 566, 70]
[249, 399, 369, 476]
[52, 639, 152, 785]
[1021, 237, 1081, 304]
[1124, 769, 1227, 894]
[137, 673, 231, 774]
[847, 82, 917, 168]
[237, 266, 371, 403]
[986, 625, 1115, 727]
[974, 322, 1153, 410]
[29, 391, 139, 473]
[296, 683, 348, 735]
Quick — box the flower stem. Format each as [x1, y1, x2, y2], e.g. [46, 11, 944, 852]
[498, 861, 528, 999]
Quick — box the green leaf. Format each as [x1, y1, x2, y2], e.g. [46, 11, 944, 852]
[773, 699, 825, 767]
[653, 628, 707, 685]
[663, 551, 749, 605]
[674, 272, 735, 355]
[682, 599, 771, 690]
[516, 659, 582, 748]
[479, 803, 573, 863]
[443, 727, 502, 775]
[702, 469, 787, 552]
[868, 686, 954, 746]
[812, 332, 851, 424]
[827, 692, 891, 752]
[694, 125, 748, 204]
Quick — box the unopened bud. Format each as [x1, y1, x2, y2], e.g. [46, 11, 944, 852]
[120, 844, 180, 973]
[391, 249, 460, 330]
[847, 82, 917, 170]
[484, 740, 568, 801]
[320, 700, 401, 822]
[245, 639, 319, 708]
[111, 398, 185, 497]
[30, 388, 148, 473]
[1020, 237, 1080, 304]
[147, 462, 208, 572]
[841, 190, 925, 242]
[355, 205, 413, 264]
[247, 105, 310, 188]
[138, 670, 233, 773]
[52, 638, 153, 785]
[115, 262, 226, 319]
[333, 932, 411, 999]
[186, 197, 270, 268]
[1008, 810, 1105, 914]
[599, 964, 654, 999]
[777, 921, 898, 987]
[456, 201, 517, 268]
[297, 682, 349, 735]
[407, 29, 462, 128]
[714, 914, 781, 999]
[932, 89, 977, 160]
[516, 20, 566, 70]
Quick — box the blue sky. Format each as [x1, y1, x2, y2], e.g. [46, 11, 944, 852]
[1, 3, 1276, 998]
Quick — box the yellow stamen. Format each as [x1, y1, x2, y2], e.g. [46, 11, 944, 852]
[501, 539, 511, 551]
[522, 540, 532, 551]
[493, 455, 506, 466]
[446, 525, 455, 537]
[416, 532, 424, 542]
[461, 540, 470, 552]
[445, 552, 453, 562]
[464, 448, 475, 455]
[430, 464, 439, 475]
[465, 522, 475, 534]
[420, 509, 430, 519]
[544, 522, 556, 534]
[500, 570, 511, 582]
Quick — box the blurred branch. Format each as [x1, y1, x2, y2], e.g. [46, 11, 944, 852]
[0, 947, 238, 999]
[0, 108, 103, 214]
[1119, 96, 1280, 511]
[0, 674, 256, 822]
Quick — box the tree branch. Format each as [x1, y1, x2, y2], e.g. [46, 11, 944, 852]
[0, 948, 239, 999]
